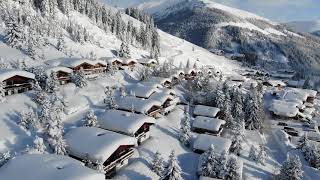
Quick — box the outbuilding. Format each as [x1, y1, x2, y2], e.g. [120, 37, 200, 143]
[65, 127, 136, 178]
[98, 110, 156, 144]
[192, 116, 226, 136]
[193, 105, 220, 118]
[193, 134, 232, 154]
[45, 66, 73, 85]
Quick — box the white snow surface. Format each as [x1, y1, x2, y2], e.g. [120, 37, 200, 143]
[116, 96, 162, 114]
[0, 69, 35, 81]
[193, 116, 225, 132]
[269, 99, 300, 118]
[98, 109, 155, 136]
[0, 154, 104, 180]
[193, 134, 232, 154]
[193, 105, 220, 118]
[65, 127, 137, 163]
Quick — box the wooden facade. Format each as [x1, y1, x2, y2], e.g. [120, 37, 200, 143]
[134, 123, 152, 144]
[192, 126, 224, 136]
[3, 75, 34, 96]
[73, 63, 107, 77]
[56, 71, 71, 85]
[147, 105, 162, 117]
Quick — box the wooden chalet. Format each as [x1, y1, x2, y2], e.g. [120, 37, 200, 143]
[184, 68, 197, 79]
[101, 57, 124, 69]
[146, 77, 172, 89]
[0, 69, 35, 96]
[137, 58, 158, 67]
[45, 66, 73, 85]
[116, 96, 162, 118]
[193, 105, 220, 118]
[65, 127, 136, 178]
[149, 90, 179, 114]
[60, 59, 107, 78]
[192, 116, 226, 136]
[193, 134, 232, 154]
[122, 58, 138, 67]
[98, 110, 156, 144]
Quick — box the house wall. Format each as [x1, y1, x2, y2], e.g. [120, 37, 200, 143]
[3, 75, 34, 95]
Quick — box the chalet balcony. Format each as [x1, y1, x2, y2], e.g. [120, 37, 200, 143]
[4, 83, 32, 96]
[104, 148, 134, 176]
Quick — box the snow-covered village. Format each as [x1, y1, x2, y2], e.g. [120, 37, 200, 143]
[0, 0, 320, 180]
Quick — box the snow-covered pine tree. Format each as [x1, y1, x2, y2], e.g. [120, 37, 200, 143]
[249, 145, 258, 161]
[278, 154, 303, 180]
[57, 34, 66, 52]
[94, 160, 105, 173]
[230, 122, 245, 156]
[215, 150, 228, 179]
[223, 91, 233, 127]
[53, 134, 67, 155]
[257, 144, 267, 165]
[0, 82, 6, 103]
[5, 15, 24, 49]
[161, 150, 183, 180]
[231, 88, 244, 122]
[33, 136, 47, 154]
[186, 59, 191, 69]
[200, 145, 217, 178]
[0, 151, 11, 167]
[215, 85, 225, 110]
[245, 90, 262, 130]
[179, 109, 191, 146]
[45, 71, 60, 93]
[152, 151, 165, 176]
[119, 41, 131, 58]
[72, 70, 88, 88]
[84, 109, 98, 127]
[150, 28, 160, 60]
[119, 86, 126, 98]
[225, 156, 241, 180]
[140, 66, 152, 81]
[18, 107, 38, 132]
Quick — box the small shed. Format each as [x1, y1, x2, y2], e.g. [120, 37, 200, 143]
[98, 110, 156, 144]
[192, 116, 226, 136]
[0, 69, 35, 96]
[137, 58, 158, 66]
[193, 105, 220, 118]
[116, 96, 162, 117]
[65, 127, 136, 178]
[0, 154, 104, 180]
[193, 134, 232, 154]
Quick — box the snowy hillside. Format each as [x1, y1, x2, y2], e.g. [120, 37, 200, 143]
[286, 20, 320, 33]
[105, 0, 320, 78]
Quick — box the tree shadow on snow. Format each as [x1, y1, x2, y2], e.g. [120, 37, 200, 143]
[118, 170, 153, 180]
[156, 125, 179, 139]
[177, 152, 200, 180]
[243, 162, 274, 179]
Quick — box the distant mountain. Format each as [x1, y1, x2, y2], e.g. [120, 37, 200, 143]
[312, 30, 320, 37]
[286, 20, 320, 33]
[103, 0, 320, 77]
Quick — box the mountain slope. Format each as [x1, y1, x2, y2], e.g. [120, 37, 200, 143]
[286, 20, 320, 33]
[104, 0, 320, 77]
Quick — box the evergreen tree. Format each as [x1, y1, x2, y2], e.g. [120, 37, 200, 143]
[200, 145, 217, 177]
[5, 16, 24, 49]
[161, 150, 183, 180]
[216, 150, 228, 179]
[0, 151, 11, 167]
[0, 82, 6, 103]
[33, 136, 47, 154]
[84, 109, 98, 127]
[105, 86, 117, 110]
[225, 156, 241, 180]
[230, 122, 245, 156]
[150, 28, 161, 60]
[18, 108, 38, 131]
[119, 41, 131, 58]
[278, 154, 303, 180]
[257, 144, 267, 165]
[245, 90, 262, 130]
[71, 70, 88, 88]
[57, 34, 66, 52]
[186, 59, 191, 68]
[249, 145, 258, 161]
[231, 88, 243, 122]
[215, 85, 225, 110]
[45, 71, 60, 93]
[152, 151, 165, 176]
[179, 108, 191, 146]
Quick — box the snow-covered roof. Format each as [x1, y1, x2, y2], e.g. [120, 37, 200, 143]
[58, 58, 108, 68]
[145, 76, 172, 85]
[0, 154, 104, 180]
[193, 116, 226, 132]
[265, 80, 286, 87]
[287, 80, 305, 88]
[269, 99, 300, 118]
[137, 58, 157, 65]
[98, 110, 155, 136]
[193, 134, 232, 154]
[122, 58, 138, 64]
[149, 91, 175, 105]
[228, 74, 246, 82]
[184, 68, 196, 74]
[65, 127, 136, 163]
[0, 69, 35, 81]
[129, 85, 158, 98]
[193, 105, 220, 118]
[44, 66, 73, 76]
[117, 96, 162, 114]
[100, 57, 123, 64]
[277, 88, 318, 103]
[138, 81, 163, 89]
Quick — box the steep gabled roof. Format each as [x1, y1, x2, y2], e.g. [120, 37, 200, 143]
[0, 69, 35, 81]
